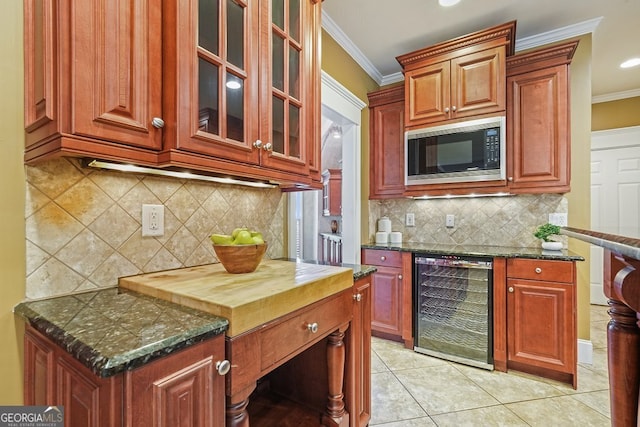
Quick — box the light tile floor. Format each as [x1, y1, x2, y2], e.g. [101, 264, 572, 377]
[370, 305, 611, 426]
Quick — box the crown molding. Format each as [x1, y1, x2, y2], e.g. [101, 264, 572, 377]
[514, 17, 602, 52]
[321, 10, 383, 85]
[592, 89, 640, 103]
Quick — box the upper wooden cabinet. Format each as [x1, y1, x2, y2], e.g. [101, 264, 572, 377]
[24, 0, 321, 188]
[367, 86, 405, 199]
[321, 168, 342, 216]
[397, 21, 515, 129]
[506, 40, 578, 193]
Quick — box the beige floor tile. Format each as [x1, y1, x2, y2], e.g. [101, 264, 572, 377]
[590, 320, 609, 350]
[452, 364, 566, 403]
[394, 365, 500, 415]
[371, 350, 389, 373]
[571, 390, 611, 418]
[370, 371, 428, 425]
[560, 365, 609, 394]
[371, 417, 437, 426]
[506, 395, 610, 426]
[590, 304, 610, 323]
[372, 337, 449, 371]
[431, 405, 530, 426]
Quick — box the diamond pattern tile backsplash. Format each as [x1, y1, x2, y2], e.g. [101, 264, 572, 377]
[368, 194, 568, 247]
[26, 158, 285, 300]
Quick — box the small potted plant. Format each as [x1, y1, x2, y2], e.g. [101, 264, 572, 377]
[534, 223, 563, 251]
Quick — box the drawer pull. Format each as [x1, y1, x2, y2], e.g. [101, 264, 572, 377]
[535, 267, 542, 274]
[353, 293, 362, 302]
[380, 256, 386, 261]
[508, 286, 514, 293]
[398, 274, 403, 280]
[307, 322, 319, 333]
[216, 360, 231, 376]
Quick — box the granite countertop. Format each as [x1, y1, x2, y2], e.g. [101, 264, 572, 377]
[361, 242, 585, 261]
[562, 227, 640, 260]
[14, 287, 229, 378]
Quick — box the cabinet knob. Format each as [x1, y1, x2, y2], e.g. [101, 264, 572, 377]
[508, 286, 514, 293]
[444, 107, 450, 113]
[353, 293, 362, 302]
[535, 267, 542, 274]
[253, 139, 263, 149]
[307, 322, 319, 333]
[398, 274, 403, 280]
[263, 142, 273, 151]
[151, 117, 165, 129]
[380, 256, 386, 261]
[508, 177, 513, 181]
[451, 105, 457, 112]
[216, 359, 231, 376]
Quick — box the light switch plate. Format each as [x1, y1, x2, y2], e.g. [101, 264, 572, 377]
[445, 214, 455, 228]
[548, 213, 568, 227]
[406, 213, 415, 227]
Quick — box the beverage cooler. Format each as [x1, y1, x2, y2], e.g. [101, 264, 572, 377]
[414, 254, 493, 370]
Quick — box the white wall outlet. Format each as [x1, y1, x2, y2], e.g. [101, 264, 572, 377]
[445, 214, 455, 228]
[548, 213, 568, 227]
[142, 204, 165, 237]
[406, 213, 415, 227]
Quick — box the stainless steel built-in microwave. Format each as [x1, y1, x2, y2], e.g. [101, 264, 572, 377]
[405, 116, 506, 185]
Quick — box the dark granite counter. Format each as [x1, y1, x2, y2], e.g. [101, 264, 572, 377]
[562, 226, 640, 259]
[361, 242, 584, 261]
[14, 287, 228, 378]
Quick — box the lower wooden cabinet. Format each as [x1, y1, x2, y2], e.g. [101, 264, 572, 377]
[361, 249, 413, 347]
[349, 275, 372, 427]
[24, 325, 227, 427]
[506, 258, 577, 387]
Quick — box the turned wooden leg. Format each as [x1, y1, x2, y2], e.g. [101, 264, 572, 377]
[322, 329, 349, 427]
[226, 384, 255, 427]
[607, 298, 640, 427]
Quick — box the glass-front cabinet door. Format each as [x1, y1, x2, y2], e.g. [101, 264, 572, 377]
[258, 0, 321, 177]
[167, 0, 260, 164]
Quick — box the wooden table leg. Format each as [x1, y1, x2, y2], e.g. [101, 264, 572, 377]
[322, 329, 349, 427]
[226, 383, 255, 427]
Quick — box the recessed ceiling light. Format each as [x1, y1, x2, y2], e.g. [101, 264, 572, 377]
[439, 0, 461, 6]
[620, 57, 640, 69]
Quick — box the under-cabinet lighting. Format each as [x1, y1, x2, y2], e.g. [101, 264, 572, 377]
[226, 80, 242, 89]
[84, 159, 277, 189]
[412, 192, 512, 200]
[438, 0, 461, 6]
[620, 57, 640, 69]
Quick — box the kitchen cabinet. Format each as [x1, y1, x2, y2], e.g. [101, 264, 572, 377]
[24, 324, 228, 426]
[24, 0, 321, 188]
[506, 40, 578, 193]
[506, 258, 577, 388]
[322, 169, 342, 216]
[349, 275, 372, 427]
[362, 249, 413, 347]
[367, 85, 406, 199]
[397, 21, 515, 129]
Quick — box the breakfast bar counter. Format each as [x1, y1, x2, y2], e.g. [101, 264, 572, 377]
[562, 227, 640, 427]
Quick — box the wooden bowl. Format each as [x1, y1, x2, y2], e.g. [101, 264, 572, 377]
[212, 243, 268, 274]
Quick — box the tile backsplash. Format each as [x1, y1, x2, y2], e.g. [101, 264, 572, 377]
[25, 158, 285, 300]
[368, 194, 568, 247]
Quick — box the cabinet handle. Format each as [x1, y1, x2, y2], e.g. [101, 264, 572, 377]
[508, 286, 514, 293]
[253, 139, 263, 149]
[380, 256, 386, 261]
[535, 267, 542, 274]
[263, 142, 273, 151]
[151, 117, 165, 129]
[307, 322, 319, 333]
[353, 293, 362, 302]
[216, 360, 231, 376]
[398, 274, 403, 280]
[451, 105, 457, 112]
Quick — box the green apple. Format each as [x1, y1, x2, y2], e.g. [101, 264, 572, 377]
[252, 235, 264, 245]
[231, 227, 248, 239]
[233, 230, 254, 245]
[250, 231, 263, 240]
[210, 234, 233, 245]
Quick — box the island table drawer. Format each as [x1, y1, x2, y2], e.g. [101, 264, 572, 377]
[507, 258, 574, 283]
[260, 289, 352, 371]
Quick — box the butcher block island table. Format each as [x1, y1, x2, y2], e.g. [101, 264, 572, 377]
[119, 259, 371, 427]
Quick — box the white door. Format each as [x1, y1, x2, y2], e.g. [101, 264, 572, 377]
[590, 126, 640, 305]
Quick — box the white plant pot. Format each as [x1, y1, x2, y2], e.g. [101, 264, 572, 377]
[541, 241, 563, 251]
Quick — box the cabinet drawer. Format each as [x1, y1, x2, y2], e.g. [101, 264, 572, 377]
[260, 290, 352, 371]
[507, 258, 574, 283]
[362, 249, 402, 267]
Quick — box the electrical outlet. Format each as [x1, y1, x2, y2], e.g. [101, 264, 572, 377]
[142, 204, 165, 237]
[406, 213, 415, 227]
[445, 214, 455, 228]
[548, 213, 568, 227]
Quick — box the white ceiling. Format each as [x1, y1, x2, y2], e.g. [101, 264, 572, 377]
[322, 0, 640, 102]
